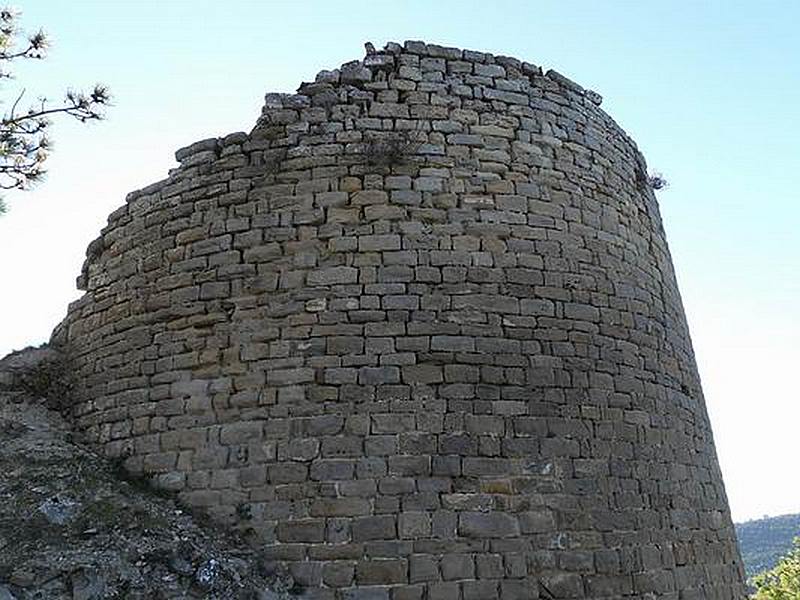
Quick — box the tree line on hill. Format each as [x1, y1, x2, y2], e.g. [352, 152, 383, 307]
[736, 513, 800, 598]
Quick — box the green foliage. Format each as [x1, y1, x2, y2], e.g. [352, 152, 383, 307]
[0, 7, 108, 212]
[752, 538, 800, 599]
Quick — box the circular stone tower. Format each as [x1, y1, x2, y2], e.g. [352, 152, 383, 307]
[54, 41, 746, 599]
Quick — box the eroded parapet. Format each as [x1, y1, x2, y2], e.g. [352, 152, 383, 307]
[54, 41, 745, 600]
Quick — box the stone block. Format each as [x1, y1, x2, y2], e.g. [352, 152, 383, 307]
[277, 519, 326, 543]
[463, 580, 499, 600]
[541, 573, 584, 598]
[430, 335, 475, 352]
[428, 582, 460, 600]
[519, 511, 556, 533]
[359, 366, 401, 385]
[355, 559, 407, 585]
[352, 515, 396, 541]
[402, 364, 443, 384]
[308, 266, 359, 285]
[563, 302, 600, 322]
[359, 234, 402, 252]
[440, 553, 474, 580]
[312, 498, 371, 517]
[310, 459, 355, 481]
[398, 512, 431, 539]
[323, 561, 356, 588]
[459, 512, 520, 538]
[476, 554, 504, 579]
[341, 587, 390, 600]
[220, 421, 262, 445]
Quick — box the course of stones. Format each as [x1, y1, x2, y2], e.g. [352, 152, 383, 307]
[53, 41, 746, 599]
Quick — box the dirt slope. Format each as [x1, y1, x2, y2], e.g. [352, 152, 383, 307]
[0, 347, 297, 600]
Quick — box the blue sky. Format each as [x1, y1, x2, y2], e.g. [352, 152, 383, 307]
[0, 0, 797, 522]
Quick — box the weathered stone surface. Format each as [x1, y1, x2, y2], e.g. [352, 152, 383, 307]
[53, 40, 746, 600]
[459, 512, 520, 538]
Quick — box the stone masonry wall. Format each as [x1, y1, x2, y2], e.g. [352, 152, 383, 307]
[53, 41, 746, 599]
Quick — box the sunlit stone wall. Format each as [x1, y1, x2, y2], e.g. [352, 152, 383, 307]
[54, 41, 746, 599]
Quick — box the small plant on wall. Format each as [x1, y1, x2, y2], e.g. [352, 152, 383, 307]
[634, 166, 669, 193]
[647, 172, 669, 190]
[363, 129, 424, 168]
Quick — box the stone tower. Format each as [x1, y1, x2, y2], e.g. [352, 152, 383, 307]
[54, 42, 746, 599]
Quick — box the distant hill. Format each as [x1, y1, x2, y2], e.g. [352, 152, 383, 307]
[736, 513, 800, 578]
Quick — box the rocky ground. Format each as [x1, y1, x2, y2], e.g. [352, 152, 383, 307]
[0, 347, 297, 599]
